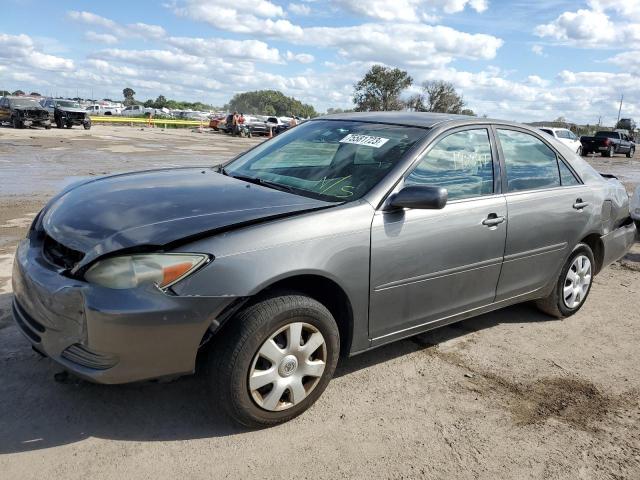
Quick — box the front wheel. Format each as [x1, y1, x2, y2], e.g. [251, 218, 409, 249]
[536, 243, 595, 318]
[12, 117, 22, 129]
[627, 148, 634, 158]
[576, 146, 582, 156]
[208, 294, 340, 427]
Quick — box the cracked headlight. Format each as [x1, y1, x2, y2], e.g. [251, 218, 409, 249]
[85, 253, 209, 290]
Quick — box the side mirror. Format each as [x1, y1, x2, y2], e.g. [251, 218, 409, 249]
[387, 185, 448, 210]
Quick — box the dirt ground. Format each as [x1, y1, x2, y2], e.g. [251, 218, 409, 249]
[0, 125, 639, 479]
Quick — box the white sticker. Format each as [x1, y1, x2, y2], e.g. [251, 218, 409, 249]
[339, 134, 390, 148]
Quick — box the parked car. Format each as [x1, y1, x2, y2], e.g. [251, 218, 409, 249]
[539, 127, 582, 154]
[209, 115, 226, 131]
[0, 96, 51, 129]
[86, 104, 121, 116]
[266, 116, 289, 135]
[41, 98, 91, 130]
[631, 186, 640, 228]
[244, 115, 269, 136]
[121, 105, 154, 117]
[581, 131, 635, 157]
[12, 112, 636, 427]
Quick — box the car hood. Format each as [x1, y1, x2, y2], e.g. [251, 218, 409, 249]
[41, 168, 333, 269]
[56, 107, 86, 114]
[13, 105, 47, 112]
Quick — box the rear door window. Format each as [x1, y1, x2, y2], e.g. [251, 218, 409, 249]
[497, 129, 561, 192]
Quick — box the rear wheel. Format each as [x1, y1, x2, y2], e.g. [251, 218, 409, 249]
[602, 146, 614, 157]
[536, 243, 595, 318]
[208, 294, 340, 427]
[12, 116, 22, 129]
[627, 147, 634, 158]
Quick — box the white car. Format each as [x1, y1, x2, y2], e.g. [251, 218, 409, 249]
[121, 105, 155, 117]
[86, 104, 122, 116]
[631, 186, 640, 227]
[539, 127, 583, 155]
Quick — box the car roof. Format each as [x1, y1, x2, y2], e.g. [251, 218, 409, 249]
[317, 111, 515, 129]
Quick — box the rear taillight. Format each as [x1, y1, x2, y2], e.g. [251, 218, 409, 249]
[604, 138, 611, 146]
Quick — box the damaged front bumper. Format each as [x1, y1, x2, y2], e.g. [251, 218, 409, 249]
[11, 236, 237, 384]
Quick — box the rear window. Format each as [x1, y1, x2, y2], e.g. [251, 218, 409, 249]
[595, 132, 618, 138]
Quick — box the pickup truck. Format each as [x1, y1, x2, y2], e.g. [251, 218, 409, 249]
[581, 131, 635, 157]
[86, 104, 122, 116]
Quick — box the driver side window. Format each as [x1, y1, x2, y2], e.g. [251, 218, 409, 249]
[406, 129, 494, 201]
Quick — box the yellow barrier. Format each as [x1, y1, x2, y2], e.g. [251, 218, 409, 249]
[89, 116, 206, 126]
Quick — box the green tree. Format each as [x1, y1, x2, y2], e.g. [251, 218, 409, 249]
[352, 65, 412, 112]
[29, 91, 41, 96]
[411, 81, 466, 114]
[226, 90, 317, 117]
[0, 90, 10, 96]
[122, 87, 136, 106]
[460, 108, 476, 116]
[12, 90, 25, 96]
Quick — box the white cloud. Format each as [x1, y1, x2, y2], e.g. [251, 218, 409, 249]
[531, 44, 545, 56]
[289, 3, 311, 15]
[303, 23, 502, 67]
[128, 23, 167, 39]
[92, 48, 207, 72]
[172, 0, 303, 37]
[167, 36, 283, 63]
[68, 10, 168, 41]
[67, 11, 117, 30]
[332, 0, 488, 22]
[85, 31, 119, 45]
[286, 51, 315, 63]
[0, 33, 74, 71]
[534, 3, 640, 48]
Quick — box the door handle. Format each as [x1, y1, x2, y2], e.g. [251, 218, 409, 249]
[573, 198, 589, 210]
[482, 213, 505, 227]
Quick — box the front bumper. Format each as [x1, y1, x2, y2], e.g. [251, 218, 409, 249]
[12, 237, 236, 384]
[601, 219, 636, 269]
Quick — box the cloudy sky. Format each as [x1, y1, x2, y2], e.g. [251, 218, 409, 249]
[1, 0, 638, 124]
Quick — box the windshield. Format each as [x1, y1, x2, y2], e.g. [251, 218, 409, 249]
[56, 100, 81, 108]
[224, 120, 428, 201]
[9, 98, 41, 108]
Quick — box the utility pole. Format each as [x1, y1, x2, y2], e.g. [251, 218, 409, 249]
[617, 94, 623, 124]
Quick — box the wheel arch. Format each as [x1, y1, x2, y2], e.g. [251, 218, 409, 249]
[251, 274, 354, 357]
[580, 233, 604, 274]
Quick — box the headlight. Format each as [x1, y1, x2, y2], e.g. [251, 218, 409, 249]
[85, 253, 209, 290]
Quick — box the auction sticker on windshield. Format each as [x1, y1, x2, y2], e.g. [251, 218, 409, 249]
[339, 134, 390, 148]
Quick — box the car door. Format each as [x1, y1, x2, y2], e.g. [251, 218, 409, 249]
[369, 126, 507, 342]
[494, 127, 593, 301]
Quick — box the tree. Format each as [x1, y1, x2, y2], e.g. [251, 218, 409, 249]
[0, 90, 10, 96]
[29, 91, 41, 97]
[122, 87, 136, 106]
[460, 108, 476, 116]
[12, 90, 25, 96]
[352, 65, 412, 111]
[226, 90, 317, 117]
[410, 81, 466, 114]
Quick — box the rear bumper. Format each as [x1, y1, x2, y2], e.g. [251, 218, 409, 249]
[12, 237, 236, 384]
[601, 220, 636, 269]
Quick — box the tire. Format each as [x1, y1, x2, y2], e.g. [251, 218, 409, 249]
[12, 116, 22, 129]
[536, 243, 595, 319]
[84, 123, 91, 130]
[45, 124, 51, 130]
[208, 294, 340, 428]
[577, 146, 582, 156]
[627, 148, 634, 158]
[602, 146, 614, 157]
[56, 119, 63, 129]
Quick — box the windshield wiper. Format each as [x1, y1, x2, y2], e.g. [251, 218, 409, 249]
[227, 173, 295, 193]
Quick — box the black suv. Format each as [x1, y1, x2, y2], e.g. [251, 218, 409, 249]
[0, 96, 51, 129]
[41, 98, 91, 130]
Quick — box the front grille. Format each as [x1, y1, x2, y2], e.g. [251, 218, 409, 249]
[12, 300, 45, 343]
[66, 112, 85, 120]
[43, 235, 84, 270]
[61, 344, 118, 370]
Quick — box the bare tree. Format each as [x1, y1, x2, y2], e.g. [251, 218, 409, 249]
[410, 81, 469, 115]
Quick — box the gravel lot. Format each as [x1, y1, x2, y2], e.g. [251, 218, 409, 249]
[0, 125, 639, 479]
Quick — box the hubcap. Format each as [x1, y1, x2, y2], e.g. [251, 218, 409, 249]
[248, 322, 327, 412]
[563, 255, 592, 309]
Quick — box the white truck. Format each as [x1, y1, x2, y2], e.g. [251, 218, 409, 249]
[86, 104, 122, 116]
